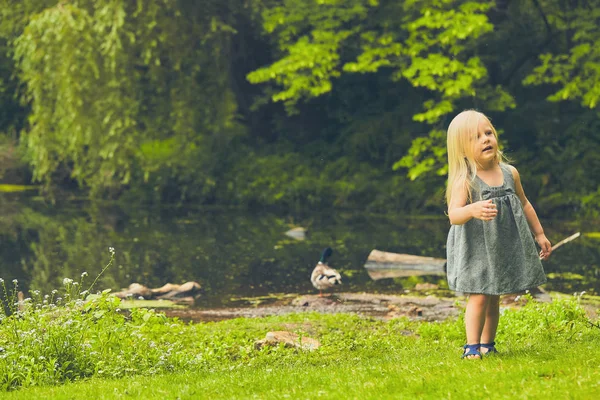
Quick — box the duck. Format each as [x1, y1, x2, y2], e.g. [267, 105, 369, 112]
[311, 247, 342, 297]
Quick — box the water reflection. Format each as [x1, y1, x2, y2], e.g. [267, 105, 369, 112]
[0, 193, 598, 307]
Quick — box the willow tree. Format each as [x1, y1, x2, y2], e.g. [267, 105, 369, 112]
[9, 0, 242, 199]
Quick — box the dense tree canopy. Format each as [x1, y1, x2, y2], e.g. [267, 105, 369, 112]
[0, 0, 599, 216]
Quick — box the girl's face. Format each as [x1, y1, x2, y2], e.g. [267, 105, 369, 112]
[472, 118, 498, 166]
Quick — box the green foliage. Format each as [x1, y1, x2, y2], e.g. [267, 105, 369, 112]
[249, 0, 512, 121]
[247, 0, 517, 183]
[0, 0, 600, 216]
[226, 150, 433, 211]
[247, 0, 376, 110]
[0, 261, 193, 390]
[393, 128, 447, 180]
[228, 152, 376, 208]
[499, 294, 593, 344]
[524, 5, 600, 109]
[8, 0, 241, 199]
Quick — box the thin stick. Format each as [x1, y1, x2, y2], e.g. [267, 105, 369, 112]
[539, 232, 580, 260]
[551, 232, 581, 252]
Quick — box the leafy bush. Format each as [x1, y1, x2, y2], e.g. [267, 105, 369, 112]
[224, 152, 435, 212]
[0, 253, 193, 391]
[497, 294, 594, 345]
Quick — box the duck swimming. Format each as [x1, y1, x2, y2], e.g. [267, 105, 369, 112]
[311, 247, 342, 296]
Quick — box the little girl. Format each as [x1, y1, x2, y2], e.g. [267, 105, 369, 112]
[445, 110, 552, 360]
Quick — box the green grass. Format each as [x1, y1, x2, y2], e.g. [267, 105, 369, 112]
[4, 326, 600, 399]
[1, 293, 599, 399]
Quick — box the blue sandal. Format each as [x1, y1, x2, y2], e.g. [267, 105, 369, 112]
[461, 344, 482, 359]
[480, 342, 498, 355]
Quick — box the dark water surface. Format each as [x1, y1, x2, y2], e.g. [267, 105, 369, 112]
[1, 193, 599, 307]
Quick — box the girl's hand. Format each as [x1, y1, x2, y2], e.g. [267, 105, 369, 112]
[536, 234, 552, 260]
[470, 199, 497, 221]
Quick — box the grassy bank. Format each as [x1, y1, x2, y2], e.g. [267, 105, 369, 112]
[1, 285, 599, 399]
[5, 339, 600, 400]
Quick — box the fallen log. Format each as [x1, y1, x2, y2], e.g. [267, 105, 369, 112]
[364, 250, 446, 280]
[114, 281, 202, 303]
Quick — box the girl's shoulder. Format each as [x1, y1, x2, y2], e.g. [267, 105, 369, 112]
[500, 163, 524, 187]
[500, 162, 518, 176]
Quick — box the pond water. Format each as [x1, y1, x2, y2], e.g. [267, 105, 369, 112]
[1, 193, 599, 307]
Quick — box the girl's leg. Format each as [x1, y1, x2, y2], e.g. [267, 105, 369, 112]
[480, 295, 500, 353]
[464, 294, 490, 359]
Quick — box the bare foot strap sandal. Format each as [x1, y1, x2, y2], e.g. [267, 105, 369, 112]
[461, 344, 482, 359]
[480, 342, 498, 354]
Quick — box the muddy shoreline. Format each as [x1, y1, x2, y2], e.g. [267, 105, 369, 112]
[158, 290, 599, 324]
[163, 292, 462, 323]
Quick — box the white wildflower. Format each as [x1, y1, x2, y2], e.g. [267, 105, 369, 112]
[12, 279, 18, 285]
[63, 278, 73, 285]
[81, 271, 88, 278]
[109, 246, 115, 255]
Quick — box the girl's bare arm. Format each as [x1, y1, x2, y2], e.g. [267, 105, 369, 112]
[448, 181, 497, 225]
[509, 165, 552, 259]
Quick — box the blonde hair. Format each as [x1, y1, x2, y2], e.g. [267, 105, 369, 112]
[446, 110, 505, 204]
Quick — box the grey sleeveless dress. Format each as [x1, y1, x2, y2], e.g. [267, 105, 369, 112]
[446, 163, 546, 295]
